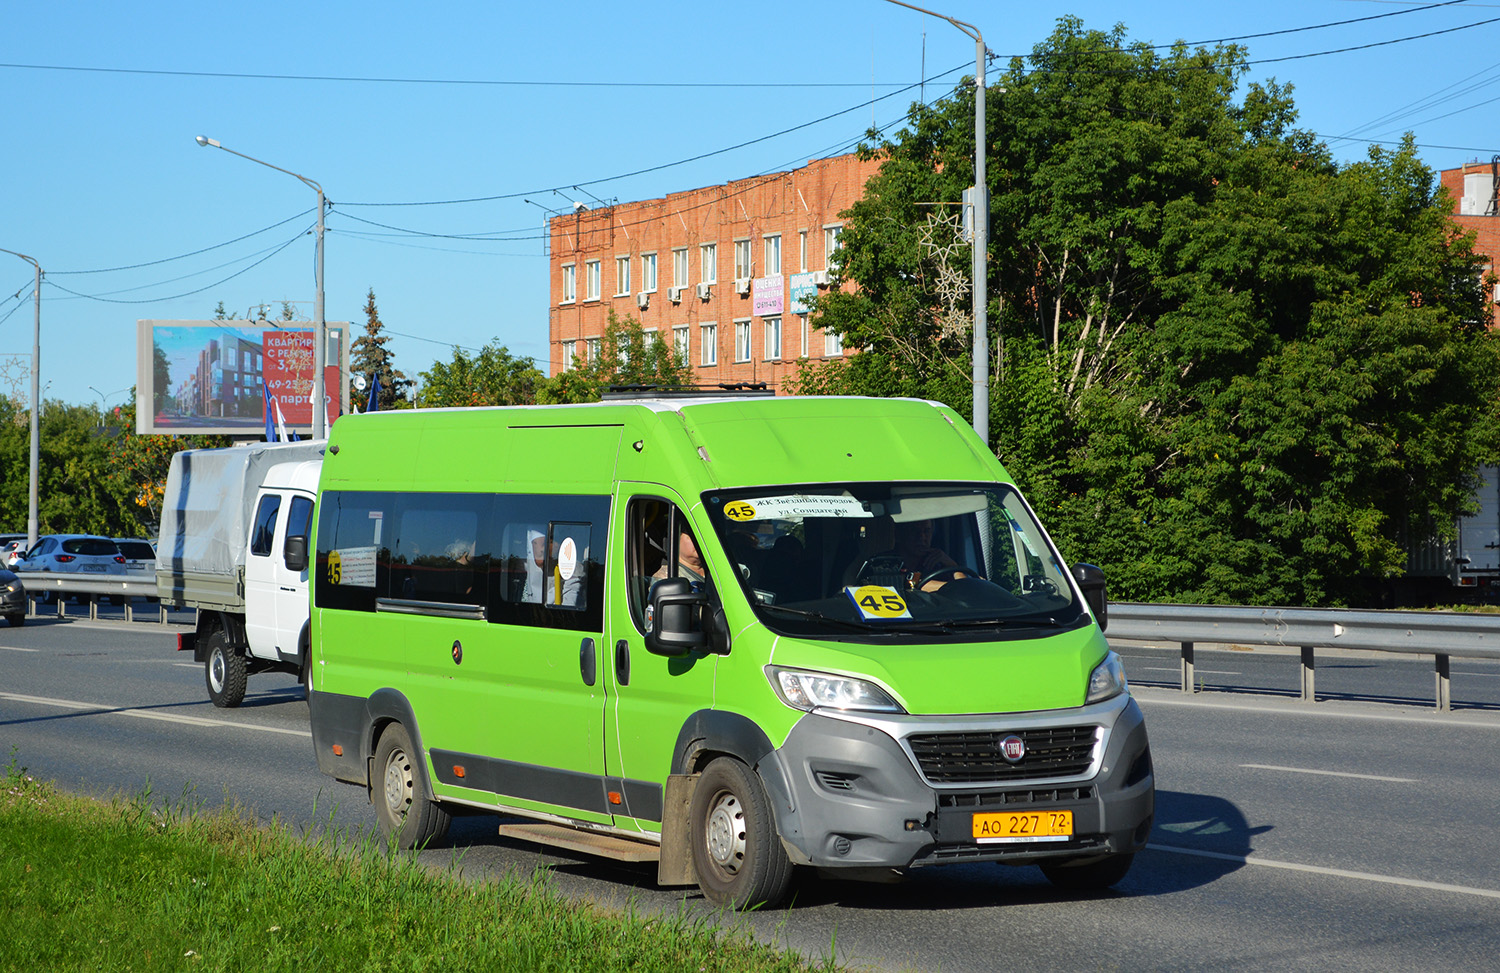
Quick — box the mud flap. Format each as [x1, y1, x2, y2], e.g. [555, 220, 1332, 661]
[656, 773, 699, 886]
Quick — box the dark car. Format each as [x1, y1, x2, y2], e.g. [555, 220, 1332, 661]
[1, 567, 25, 626]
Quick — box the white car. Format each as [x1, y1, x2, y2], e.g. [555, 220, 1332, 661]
[14, 534, 127, 576]
[1, 538, 27, 569]
[113, 538, 157, 577]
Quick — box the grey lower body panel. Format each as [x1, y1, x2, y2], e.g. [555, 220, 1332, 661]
[760, 696, 1154, 871]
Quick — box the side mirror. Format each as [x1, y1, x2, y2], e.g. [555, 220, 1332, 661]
[644, 577, 707, 657]
[1071, 563, 1108, 631]
[284, 535, 309, 573]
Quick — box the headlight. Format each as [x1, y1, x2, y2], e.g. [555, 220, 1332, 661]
[1086, 651, 1128, 704]
[767, 666, 905, 714]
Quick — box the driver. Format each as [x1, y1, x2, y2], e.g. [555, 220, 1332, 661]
[894, 519, 966, 591]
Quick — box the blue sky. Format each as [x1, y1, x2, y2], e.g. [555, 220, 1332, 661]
[3, 0, 1498, 413]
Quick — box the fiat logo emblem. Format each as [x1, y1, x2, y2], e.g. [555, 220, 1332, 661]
[999, 734, 1026, 763]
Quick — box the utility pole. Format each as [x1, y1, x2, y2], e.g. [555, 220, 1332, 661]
[1, 248, 42, 547]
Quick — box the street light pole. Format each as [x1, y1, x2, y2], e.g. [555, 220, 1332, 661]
[195, 136, 329, 439]
[882, 0, 989, 445]
[1, 248, 41, 548]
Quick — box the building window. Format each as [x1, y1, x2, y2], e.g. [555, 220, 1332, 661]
[700, 243, 717, 284]
[561, 264, 576, 304]
[585, 260, 601, 301]
[642, 252, 658, 292]
[673, 248, 689, 287]
[734, 320, 752, 363]
[673, 325, 689, 363]
[734, 239, 752, 280]
[615, 256, 631, 297]
[824, 225, 842, 271]
[764, 316, 782, 360]
[617, 333, 631, 366]
[700, 323, 717, 366]
[799, 230, 808, 272]
[799, 314, 809, 358]
[561, 340, 577, 372]
[764, 234, 781, 276]
[824, 327, 843, 357]
[587, 337, 602, 362]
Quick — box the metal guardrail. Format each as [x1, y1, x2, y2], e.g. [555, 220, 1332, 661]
[10, 572, 173, 624]
[1108, 603, 1500, 711]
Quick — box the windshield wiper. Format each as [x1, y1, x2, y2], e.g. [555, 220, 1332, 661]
[757, 603, 881, 633]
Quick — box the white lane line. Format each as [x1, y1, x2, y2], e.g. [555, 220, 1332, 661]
[1148, 844, 1500, 900]
[1239, 763, 1417, 783]
[0, 645, 40, 652]
[1138, 666, 1240, 675]
[1132, 691, 1500, 730]
[0, 690, 311, 738]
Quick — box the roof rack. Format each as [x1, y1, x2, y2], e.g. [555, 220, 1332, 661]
[600, 383, 774, 400]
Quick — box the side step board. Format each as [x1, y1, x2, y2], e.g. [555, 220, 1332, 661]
[497, 822, 661, 863]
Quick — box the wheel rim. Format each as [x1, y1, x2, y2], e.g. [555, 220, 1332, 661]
[383, 748, 413, 817]
[705, 791, 747, 874]
[208, 650, 225, 693]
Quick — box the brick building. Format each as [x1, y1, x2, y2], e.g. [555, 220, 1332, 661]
[1439, 161, 1500, 328]
[546, 154, 881, 388]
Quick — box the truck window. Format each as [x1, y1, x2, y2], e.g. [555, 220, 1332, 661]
[251, 495, 281, 557]
[285, 495, 314, 547]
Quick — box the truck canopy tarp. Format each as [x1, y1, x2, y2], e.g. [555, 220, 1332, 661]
[157, 441, 325, 577]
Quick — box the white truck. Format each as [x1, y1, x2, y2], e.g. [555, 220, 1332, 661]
[156, 441, 324, 707]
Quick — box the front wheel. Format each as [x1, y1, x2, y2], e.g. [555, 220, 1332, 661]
[1039, 852, 1135, 891]
[372, 722, 451, 849]
[204, 629, 247, 708]
[689, 756, 794, 909]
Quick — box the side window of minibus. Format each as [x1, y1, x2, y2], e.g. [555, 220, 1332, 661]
[315, 491, 395, 613]
[626, 498, 704, 634]
[486, 494, 608, 631]
[389, 495, 487, 606]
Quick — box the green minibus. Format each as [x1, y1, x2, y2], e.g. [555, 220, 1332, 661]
[305, 393, 1154, 908]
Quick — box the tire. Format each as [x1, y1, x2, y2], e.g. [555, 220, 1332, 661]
[689, 756, 794, 909]
[1039, 853, 1135, 891]
[372, 722, 451, 850]
[5, 613, 22, 627]
[204, 628, 248, 709]
[300, 656, 314, 698]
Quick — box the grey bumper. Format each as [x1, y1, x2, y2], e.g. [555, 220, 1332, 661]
[758, 695, 1154, 870]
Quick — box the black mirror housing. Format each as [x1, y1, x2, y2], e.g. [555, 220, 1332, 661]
[644, 577, 708, 657]
[284, 535, 309, 573]
[1071, 563, 1108, 631]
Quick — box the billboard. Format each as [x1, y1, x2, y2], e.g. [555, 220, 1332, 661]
[135, 320, 350, 436]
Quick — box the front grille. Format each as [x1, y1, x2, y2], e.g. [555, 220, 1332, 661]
[937, 786, 1094, 809]
[907, 726, 1097, 784]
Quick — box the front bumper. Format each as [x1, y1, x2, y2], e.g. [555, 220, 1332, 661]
[0, 584, 25, 614]
[757, 694, 1154, 870]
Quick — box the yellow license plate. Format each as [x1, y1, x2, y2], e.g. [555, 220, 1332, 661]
[972, 810, 1073, 843]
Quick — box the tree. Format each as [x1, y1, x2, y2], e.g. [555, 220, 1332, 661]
[349, 289, 414, 410]
[795, 17, 1500, 606]
[414, 341, 544, 408]
[538, 310, 694, 403]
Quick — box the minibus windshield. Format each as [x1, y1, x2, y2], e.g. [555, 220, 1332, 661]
[703, 483, 1087, 640]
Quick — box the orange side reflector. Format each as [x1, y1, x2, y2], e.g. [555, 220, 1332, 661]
[453, 766, 466, 779]
[607, 791, 623, 805]
[331, 744, 344, 757]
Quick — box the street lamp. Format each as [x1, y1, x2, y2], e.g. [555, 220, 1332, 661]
[0, 247, 41, 548]
[883, 0, 989, 445]
[195, 135, 329, 439]
[89, 385, 130, 425]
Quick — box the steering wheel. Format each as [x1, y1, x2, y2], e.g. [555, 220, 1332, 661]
[918, 565, 983, 589]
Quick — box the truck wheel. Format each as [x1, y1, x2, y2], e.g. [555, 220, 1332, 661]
[1039, 853, 1135, 891]
[372, 722, 451, 849]
[204, 629, 248, 708]
[689, 756, 794, 909]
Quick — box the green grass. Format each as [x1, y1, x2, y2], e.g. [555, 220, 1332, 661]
[0, 756, 839, 973]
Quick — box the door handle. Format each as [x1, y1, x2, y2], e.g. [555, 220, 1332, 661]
[580, 637, 596, 686]
[615, 639, 630, 687]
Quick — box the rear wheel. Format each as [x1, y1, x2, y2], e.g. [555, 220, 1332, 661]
[689, 756, 794, 909]
[204, 629, 247, 708]
[1039, 853, 1135, 891]
[372, 722, 451, 849]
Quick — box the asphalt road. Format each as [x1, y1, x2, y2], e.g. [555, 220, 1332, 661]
[3, 616, 1499, 972]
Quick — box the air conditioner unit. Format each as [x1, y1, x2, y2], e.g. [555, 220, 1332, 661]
[668, 286, 684, 304]
[696, 282, 712, 300]
[811, 269, 831, 286]
[734, 277, 751, 296]
[637, 291, 650, 310]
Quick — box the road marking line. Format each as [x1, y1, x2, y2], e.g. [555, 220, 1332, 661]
[0, 645, 40, 652]
[0, 690, 311, 738]
[1132, 691, 1500, 729]
[1238, 763, 1416, 783]
[1147, 843, 1500, 900]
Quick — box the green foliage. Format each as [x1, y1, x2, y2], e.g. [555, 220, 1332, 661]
[803, 16, 1500, 606]
[415, 340, 545, 408]
[537, 310, 694, 404]
[349, 289, 414, 410]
